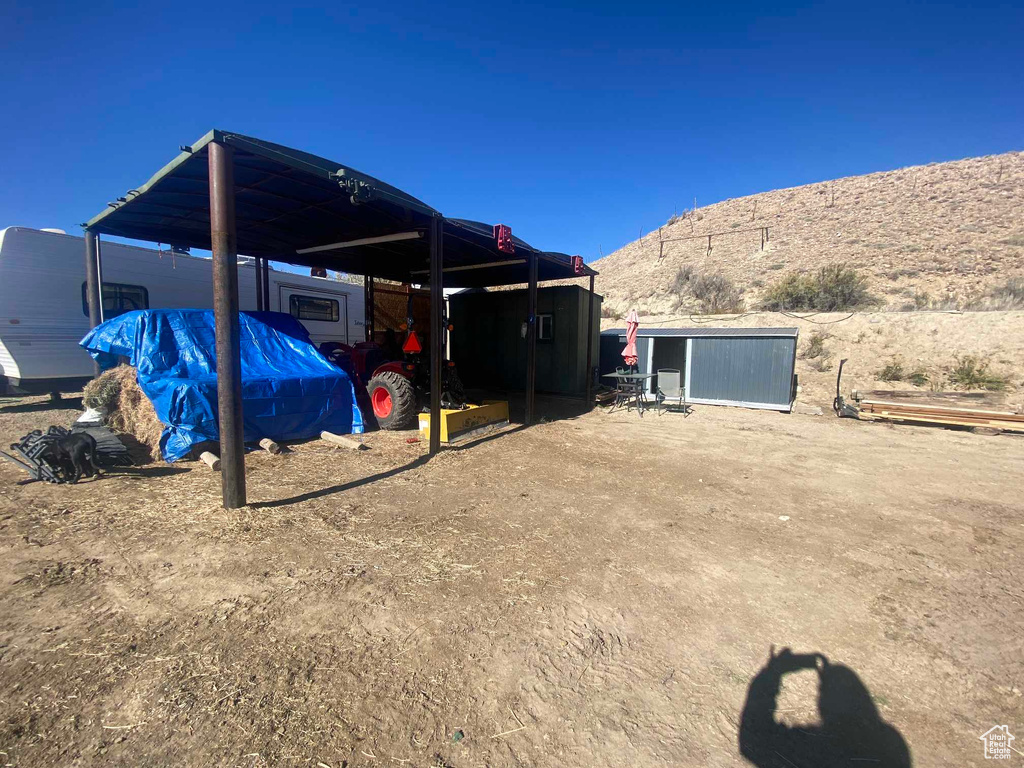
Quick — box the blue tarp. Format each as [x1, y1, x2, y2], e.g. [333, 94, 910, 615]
[81, 310, 364, 461]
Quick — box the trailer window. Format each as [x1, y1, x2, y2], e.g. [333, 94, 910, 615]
[289, 295, 340, 322]
[538, 313, 554, 341]
[80, 282, 150, 319]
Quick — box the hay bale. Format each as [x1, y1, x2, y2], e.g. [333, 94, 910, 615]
[82, 368, 123, 410]
[88, 365, 165, 461]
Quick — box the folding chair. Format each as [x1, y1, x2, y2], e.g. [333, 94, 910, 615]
[655, 368, 690, 416]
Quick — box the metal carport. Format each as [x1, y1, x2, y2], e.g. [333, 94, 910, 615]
[83, 129, 597, 508]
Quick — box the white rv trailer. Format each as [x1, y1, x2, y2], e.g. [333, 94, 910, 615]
[0, 227, 364, 396]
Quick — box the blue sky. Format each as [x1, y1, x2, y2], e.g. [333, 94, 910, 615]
[1, 0, 1021, 264]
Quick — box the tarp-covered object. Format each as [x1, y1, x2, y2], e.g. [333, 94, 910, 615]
[81, 310, 364, 461]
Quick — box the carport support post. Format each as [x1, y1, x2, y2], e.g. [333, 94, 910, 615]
[83, 230, 102, 377]
[261, 258, 270, 310]
[525, 252, 538, 425]
[429, 217, 443, 455]
[365, 274, 376, 342]
[209, 140, 246, 509]
[585, 273, 595, 406]
[363, 276, 369, 341]
[95, 235, 105, 323]
[254, 257, 265, 311]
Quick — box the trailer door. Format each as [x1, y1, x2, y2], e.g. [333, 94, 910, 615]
[278, 284, 349, 346]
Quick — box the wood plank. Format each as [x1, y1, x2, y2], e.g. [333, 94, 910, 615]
[862, 405, 1013, 422]
[858, 400, 1021, 418]
[863, 410, 1021, 427]
[320, 431, 368, 450]
[856, 389, 1005, 404]
[258, 438, 282, 454]
[200, 451, 221, 471]
[857, 412, 1024, 432]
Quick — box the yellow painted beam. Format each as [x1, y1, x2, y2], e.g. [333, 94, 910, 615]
[418, 401, 510, 443]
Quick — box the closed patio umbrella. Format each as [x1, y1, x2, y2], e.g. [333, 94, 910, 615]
[622, 309, 639, 367]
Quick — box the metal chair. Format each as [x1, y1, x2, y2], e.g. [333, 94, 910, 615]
[612, 367, 644, 414]
[612, 366, 628, 409]
[655, 368, 690, 416]
[620, 376, 646, 415]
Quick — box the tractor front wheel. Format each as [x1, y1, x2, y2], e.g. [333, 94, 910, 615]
[367, 371, 418, 430]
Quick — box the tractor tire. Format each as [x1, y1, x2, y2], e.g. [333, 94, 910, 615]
[367, 371, 418, 430]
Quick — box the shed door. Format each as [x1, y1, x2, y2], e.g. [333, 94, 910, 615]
[278, 285, 349, 346]
[687, 337, 795, 407]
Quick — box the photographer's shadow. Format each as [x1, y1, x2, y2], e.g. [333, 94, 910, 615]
[738, 647, 911, 768]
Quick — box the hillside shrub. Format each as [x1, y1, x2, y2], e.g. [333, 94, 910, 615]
[877, 357, 929, 386]
[947, 356, 1010, 391]
[671, 265, 694, 293]
[760, 263, 875, 311]
[906, 371, 930, 387]
[877, 359, 905, 382]
[671, 267, 743, 314]
[802, 332, 834, 372]
[691, 272, 743, 314]
[966, 278, 1024, 311]
[761, 273, 818, 311]
[801, 331, 830, 360]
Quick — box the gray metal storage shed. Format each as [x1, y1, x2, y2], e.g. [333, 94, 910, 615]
[450, 285, 602, 397]
[599, 327, 799, 411]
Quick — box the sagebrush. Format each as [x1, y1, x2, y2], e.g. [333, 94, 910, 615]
[876, 357, 928, 386]
[672, 267, 744, 314]
[760, 263, 875, 311]
[947, 356, 1010, 391]
[802, 331, 830, 360]
[966, 278, 1024, 311]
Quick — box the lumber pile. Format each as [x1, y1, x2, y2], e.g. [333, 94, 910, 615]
[852, 389, 1010, 408]
[855, 399, 1024, 433]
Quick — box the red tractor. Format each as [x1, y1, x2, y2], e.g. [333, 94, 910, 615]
[325, 314, 466, 431]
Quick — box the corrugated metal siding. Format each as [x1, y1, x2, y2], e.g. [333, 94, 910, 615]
[450, 285, 598, 396]
[688, 337, 795, 406]
[635, 337, 652, 374]
[599, 334, 623, 375]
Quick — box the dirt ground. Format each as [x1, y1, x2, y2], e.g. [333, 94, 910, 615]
[1, 394, 1022, 767]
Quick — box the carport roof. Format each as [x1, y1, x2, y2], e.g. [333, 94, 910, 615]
[84, 129, 596, 288]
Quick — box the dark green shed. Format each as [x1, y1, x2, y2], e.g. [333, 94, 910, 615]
[449, 285, 602, 397]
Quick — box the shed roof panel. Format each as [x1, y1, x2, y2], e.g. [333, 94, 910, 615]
[601, 327, 799, 338]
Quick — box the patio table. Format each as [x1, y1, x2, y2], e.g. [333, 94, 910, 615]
[602, 371, 655, 415]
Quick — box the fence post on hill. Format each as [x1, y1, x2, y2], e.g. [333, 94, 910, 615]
[208, 139, 246, 510]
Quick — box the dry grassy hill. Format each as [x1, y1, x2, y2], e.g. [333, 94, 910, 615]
[594, 151, 1024, 317]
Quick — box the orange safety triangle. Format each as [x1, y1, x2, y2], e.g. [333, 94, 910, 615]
[402, 331, 423, 354]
